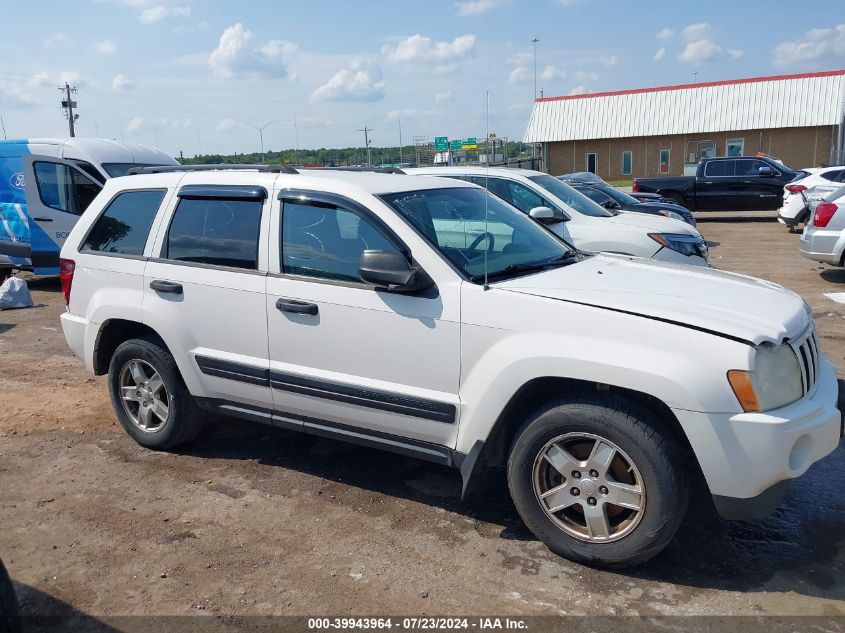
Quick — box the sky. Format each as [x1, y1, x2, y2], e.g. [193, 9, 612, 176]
[0, 0, 844, 158]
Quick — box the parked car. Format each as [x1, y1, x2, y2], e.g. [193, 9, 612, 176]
[59, 165, 842, 567]
[566, 180, 696, 227]
[408, 167, 709, 267]
[0, 137, 177, 275]
[779, 166, 845, 231]
[633, 156, 799, 212]
[0, 557, 20, 633]
[558, 173, 674, 205]
[799, 185, 845, 265]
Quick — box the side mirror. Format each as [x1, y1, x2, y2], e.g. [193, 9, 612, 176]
[359, 250, 433, 293]
[529, 206, 568, 224]
[601, 199, 620, 210]
[758, 166, 775, 177]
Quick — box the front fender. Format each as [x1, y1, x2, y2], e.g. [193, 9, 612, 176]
[455, 314, 750, 455]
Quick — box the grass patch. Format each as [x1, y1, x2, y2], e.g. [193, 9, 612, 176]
[607, 179, 633, 187]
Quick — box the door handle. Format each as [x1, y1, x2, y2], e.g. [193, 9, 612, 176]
[149, 280, 183, 294]
[276, 298, 318, 316]
[703, 181, 714, 185]
[32, 217, 53, 222]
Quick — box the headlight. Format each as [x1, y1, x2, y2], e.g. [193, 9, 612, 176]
[727, 343, 803, 412]
[648, 232, 704, 257]
[657, 210, 685, 223]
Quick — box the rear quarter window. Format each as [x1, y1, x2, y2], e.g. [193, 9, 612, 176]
[83, 189, 166, 256]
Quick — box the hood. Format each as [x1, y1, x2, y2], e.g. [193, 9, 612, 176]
[635, 201, 691, 215]
[495, 254, 809, 345]
[606, 209, 698, 235]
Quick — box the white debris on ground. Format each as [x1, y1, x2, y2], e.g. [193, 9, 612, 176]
[0, 275, 34, 310]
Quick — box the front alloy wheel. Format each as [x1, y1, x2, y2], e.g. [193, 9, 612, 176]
[533, 433, 645, 542]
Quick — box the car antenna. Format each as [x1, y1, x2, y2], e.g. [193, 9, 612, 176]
[483, 89, 490, 291]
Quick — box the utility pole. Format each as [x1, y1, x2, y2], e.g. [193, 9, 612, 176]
[294, 114, 300, 165]
[531, 38, 540, 101]
[245, 121, 272, 163]
[398, 117, 403, 165]
[59, 83, 79, 137]
[358, 126, 373, 166]
[0, 115, 6, 140]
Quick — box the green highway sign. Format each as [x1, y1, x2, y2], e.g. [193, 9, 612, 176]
[434, 137, 449, 151]
[463, 137, 477, 149]
[450, 139, 462, 151]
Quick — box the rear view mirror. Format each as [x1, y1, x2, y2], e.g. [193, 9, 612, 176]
[359, 250, 433, 293]
[529, 206, 568, 224]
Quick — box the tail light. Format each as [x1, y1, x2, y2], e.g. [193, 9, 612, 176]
[59, 258, 75, 305]
[812, 202, 838, 228]
[632, 181, 640, 192]
[786, 184, 807, 194]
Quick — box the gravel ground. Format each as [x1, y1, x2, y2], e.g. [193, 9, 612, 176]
[0, 217, 843, 621]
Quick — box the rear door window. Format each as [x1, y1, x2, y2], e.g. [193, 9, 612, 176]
[703, 160, 734, 177]
[83, 190, 165, 255]
[165, 197, 262, 269]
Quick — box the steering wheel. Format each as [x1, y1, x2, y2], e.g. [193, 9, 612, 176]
[468, 231, 495, 253]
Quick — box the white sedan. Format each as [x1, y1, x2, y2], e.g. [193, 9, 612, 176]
[799, 184, 845, 265]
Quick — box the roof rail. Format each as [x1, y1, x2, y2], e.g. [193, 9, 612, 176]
[299, 166, 406, 175]
[126, 164, 299, 176]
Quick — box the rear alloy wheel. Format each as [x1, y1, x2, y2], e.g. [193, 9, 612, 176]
[508, 395, 689, 568]
[108, 337, 205, 450]
[533, 432, 645, 543]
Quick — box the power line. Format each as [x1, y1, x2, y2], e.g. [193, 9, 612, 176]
[59, 83, 79, 137]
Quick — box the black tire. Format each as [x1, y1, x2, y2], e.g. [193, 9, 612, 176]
[0, 558, 21, 633]
[108, 337, 205, 450]
[507, 394, 689, 568]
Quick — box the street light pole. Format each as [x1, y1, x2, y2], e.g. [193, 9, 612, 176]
[531, 37, 540, 101]
[245, 121, 272, 163]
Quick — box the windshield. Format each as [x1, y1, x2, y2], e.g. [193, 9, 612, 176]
[825, 185, 845, 203]
[380, 187, 579, 282]
[527, 175, 613, 217]
[101, 163, 164, 177]
[596, 184, 641, 206]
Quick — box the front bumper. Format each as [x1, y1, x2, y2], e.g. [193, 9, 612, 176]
[673, 358, 842, 519]
[799, 226, 843, 266]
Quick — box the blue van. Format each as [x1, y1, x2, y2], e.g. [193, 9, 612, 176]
[0, 138, 177, 275]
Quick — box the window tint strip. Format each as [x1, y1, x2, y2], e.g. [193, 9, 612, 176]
[178, 185, 267, 200]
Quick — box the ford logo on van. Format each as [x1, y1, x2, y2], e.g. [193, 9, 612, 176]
[9, 172, 24, 189]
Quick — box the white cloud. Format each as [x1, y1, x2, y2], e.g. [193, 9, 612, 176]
[508, 66, 530, 83]
[215, 118, 237, 132]
[599, 55, 618, 67]
[510, 51, 533, 66]
[112, 74, 135, 91]
[539, 65, 566, 82]
[772, 24, 845, 67]
[43, 33, 72, 48]
[568, 85, 588, 95]
[434, 90, 452, 103]
[0, 80, 39, 108]
[127, 116, 192, 133]
[678, 22, 743, 64]
[387, 108, 440, 121]
[209, 23, 297, 79]
[95, 39, 118, 55]
[382, 34, 475, 64]
[28, 71, 51, 88]
[139, 4, 190, 24]
[454, 0, 509, 16]
[574, 70, 599, 82]
[311, 61, 385, 103]
[296, 116, 333, 128]
[656, 28, 675, 41]
[654, 47, 666, 61]
[58, 71, 87, 88]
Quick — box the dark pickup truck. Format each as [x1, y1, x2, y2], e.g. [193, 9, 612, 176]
[633, 156, 798, 212]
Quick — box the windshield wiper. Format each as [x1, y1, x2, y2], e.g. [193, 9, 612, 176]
[471, 250, 584, 283]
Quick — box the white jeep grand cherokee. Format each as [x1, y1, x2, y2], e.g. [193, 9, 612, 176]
[58, 165, 842, 568]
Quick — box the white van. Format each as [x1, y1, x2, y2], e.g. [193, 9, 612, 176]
[407, 167, 709, 266]
[0, 137, 176, 274]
